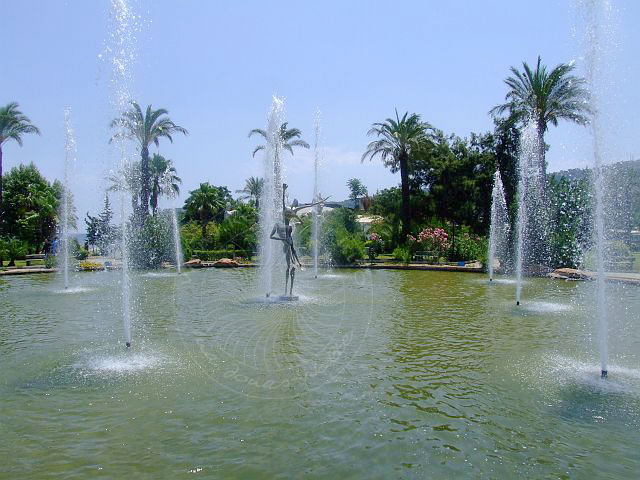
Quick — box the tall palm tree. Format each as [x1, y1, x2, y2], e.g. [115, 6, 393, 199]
[235, 176, 264, 209]
[184, 183, 225, 238]
[106, 161, 142, 213]
[362, 111, 430, 239]
[490, 56, 591, 178]
[149, 154, 181, 215]
[0, 102, 40, 215]
[248, 122, 310, 158]
[110, 102, 187, 217]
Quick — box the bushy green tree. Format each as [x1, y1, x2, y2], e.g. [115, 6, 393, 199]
[346, 178, 367, 200]
[0, 102, 40, 216]
[1, 163, 60, 252]
[182, 183, 231, 237]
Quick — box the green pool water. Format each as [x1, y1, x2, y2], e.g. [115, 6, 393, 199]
[1, 268, 639, 478]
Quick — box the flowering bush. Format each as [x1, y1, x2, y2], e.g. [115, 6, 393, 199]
[365, 232, 384, 260]
[408, 227, 450, 256]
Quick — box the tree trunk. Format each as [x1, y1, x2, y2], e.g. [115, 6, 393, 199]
[140, 145, 150, 218]
[399, 150, 411, 240]
[536, 122, 547, 183]
[201, 211, 207, 240]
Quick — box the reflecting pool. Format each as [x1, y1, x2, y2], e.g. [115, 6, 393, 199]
[1, 269, 638, 478]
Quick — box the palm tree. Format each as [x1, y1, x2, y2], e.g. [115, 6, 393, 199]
[110, 102, 187, 217]
[490, 56, 591, 178]
[362, 111, 430, 239]
[106, 161, 142, 213]
[236, 176, 264, 209]
[149, 154, 181, 215]
[184, 183, 225, 238]
[0, 102, 40, 215]
[248, 122, 310, 158]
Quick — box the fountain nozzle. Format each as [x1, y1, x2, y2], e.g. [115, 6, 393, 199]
[489, 278, 493, 282]
[516, 300, 520, 306]
[125, 341, 131, 348]
[601, 370, 607, 378]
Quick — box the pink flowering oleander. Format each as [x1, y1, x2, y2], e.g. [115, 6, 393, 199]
[414, 227, 449, 251]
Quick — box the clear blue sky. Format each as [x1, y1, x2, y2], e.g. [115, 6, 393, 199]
[2, 0, 639, 223]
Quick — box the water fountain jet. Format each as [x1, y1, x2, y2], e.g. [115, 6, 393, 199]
[488, 170, 509, 282]
[60, 107, 76, 290]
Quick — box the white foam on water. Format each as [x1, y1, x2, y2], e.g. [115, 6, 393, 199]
[544, 355, 640, 395]
[54, 286, 94, 294]
[141, 272, 177, 278]
[78, 353, 164, 374]
[517, 301, 572, 313]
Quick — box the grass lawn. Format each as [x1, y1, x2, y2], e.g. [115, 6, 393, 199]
[0, 259, 45, 270]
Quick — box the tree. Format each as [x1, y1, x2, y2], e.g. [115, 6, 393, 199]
[183, 183, 227, 238]
[236, 176, 264, 209]
[95, 194, 117, 254]
[248, 122, 310, 158]
[362, 111, 431, 239]
[110, 102, 187, 218]
[0, 237, 27, 267]
[0, 102, 40, 216]
[106, 160, 142, 213]
[346, 178, 367, 200]
[490, 56, 590, 178]
[149, 153, 181, 215]
[1, 164, 59, 252]
[85, 212, 99, 253]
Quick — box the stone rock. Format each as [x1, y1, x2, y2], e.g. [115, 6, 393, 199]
[213, 258, 239, 268]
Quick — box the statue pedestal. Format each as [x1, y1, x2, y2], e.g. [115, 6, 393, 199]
[277, 295, 299, 302]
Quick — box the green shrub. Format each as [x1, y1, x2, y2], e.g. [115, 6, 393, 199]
[192, 249, 252, 261]
[44, 254, 57, 269]
[335, 232, 365, 264]
[392, 246, 412, 264]
[0, 237, 28, 267]
[128, 215, 174, 269]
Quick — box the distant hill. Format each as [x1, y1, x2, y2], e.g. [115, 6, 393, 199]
[550, 159, 640, 182]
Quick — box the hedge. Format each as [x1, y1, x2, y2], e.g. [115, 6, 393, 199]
[192, 249, 253, 261]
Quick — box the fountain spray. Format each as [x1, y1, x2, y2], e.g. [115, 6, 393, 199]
[108, 0, 137, 348]
[312, 109, 322, 279]
[488, 170, 509, 282]
[61, 108, 76, 290]
[581, 0, 613, 378]
[258, 97, 286, 297]
[514, 120, 543, 306]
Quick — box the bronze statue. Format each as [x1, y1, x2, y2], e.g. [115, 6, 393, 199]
[269, 183, 327, 298]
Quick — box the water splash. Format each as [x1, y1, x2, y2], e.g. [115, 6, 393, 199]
[258, 97, 286, 297]
[312, 109, 322, 278]
[579, 0, 615, 376]
[514, 120, 545, 305]
[170, 202, 183, 273]
[107, 0, 138, 347]
[60, 108, 76, 290]
[488, 170, 509, 281]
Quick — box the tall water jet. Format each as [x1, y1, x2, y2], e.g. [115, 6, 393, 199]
[107, 0, 137, 347]
[514, 120, 544, 305]
[488, 170, 509, 281]
[258, 97, 286, 297]
[60, 107, 76, 290]
[311, 109, 322, 278]
[580, 0, 614, 377]
[170, 202, 183, 273]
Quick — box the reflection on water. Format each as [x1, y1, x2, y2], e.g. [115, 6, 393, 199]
[0, 269, 638, 478]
